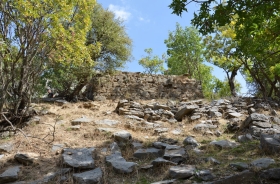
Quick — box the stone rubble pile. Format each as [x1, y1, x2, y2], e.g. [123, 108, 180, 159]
[0, 97, 280, 183]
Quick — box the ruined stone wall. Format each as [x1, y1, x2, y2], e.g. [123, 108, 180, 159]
[91, 72, 203, 100]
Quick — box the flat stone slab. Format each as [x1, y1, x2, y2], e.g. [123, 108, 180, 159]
[14, 152, 39, 165]
[196, 169, 215, 181]
[250, 158, 275, 169]
[39, 168, 71, 183]
[242, 113, 270, 129]
[62, 147, 96, 169]
[151, 179, 176, 184]
[0, 143, 14, 153]
[113, 130, 132, 142]
[260, 134, 280, 155]
[193, 123, 218, 132]
[164, 148, 186, 163]
[0, 166, 21, 183]
[110, 161, 137, 174]
[71, 116, 93, 125]
[210, 140, 239, 149]
[154, 128, 169, 134]
[169, 165, 196, 179]
[97, 128, 120, 133]
[260, 168, 280, 180]
[106, 153, 126, 164]
[151, 157, 177, 166]
[251, 121, 272, 128]
[95, 119, 119, 127]
[175, 104, 199, 121]
[73, 167, 102, 184]
[228, 112, 243, 118]
[52, 144, 65, 152]
[134, 148, 164, 159]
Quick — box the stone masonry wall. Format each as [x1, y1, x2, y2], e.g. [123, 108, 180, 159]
[90, 72, 203, 100]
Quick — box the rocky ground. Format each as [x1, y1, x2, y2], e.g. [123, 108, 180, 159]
[0, 97, 280, 184]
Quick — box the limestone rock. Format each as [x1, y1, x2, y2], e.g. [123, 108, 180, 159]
[237, 133, 253, 143]
[210, 140, 239, 149]
[95, 119, 119, 127]
[183, 136, 199, 147]
[62, 147, 96, 169]
[175, 104, 199, 121]
[260, 134, 280, 155]
[250, 158, 275, 169]
[196, 169, 215, 181]
[169, 165, 196, 179]
[0, 166, 20, 183]
[151, 157, 177, 166]
[242, 113, 269, 129]
[260, 168, 280, 180]
[113, 130, 132, 142]
[14, 152, 39, 165]
[151, 179, 176, 184]
[71, 116, 93, 125]
[163, 148, 186, 163]
[0, 143, 14, 153]
[110, 161, 137, 174]
[72, 167, 103, 184]
[133, 148, 164, 159]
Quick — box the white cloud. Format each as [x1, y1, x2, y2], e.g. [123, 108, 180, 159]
[138, 16, 150, 23]
[108, 4, 131, 21]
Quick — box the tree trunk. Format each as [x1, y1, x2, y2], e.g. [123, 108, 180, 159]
[226, 68, 238, 97]
[66, 77, 88, 102]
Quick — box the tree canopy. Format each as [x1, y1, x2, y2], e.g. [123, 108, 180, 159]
[0, 0, 97, 117]
[169, 0, 280, 98]
[138, 48, 165, 74]
[41, 3, 133, 101]
[164, 24, 223, 99]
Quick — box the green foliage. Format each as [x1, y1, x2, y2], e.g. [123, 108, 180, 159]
[138, 48, 165, 74]
[42, 3, 132, 100]
[212, 78, 242, 99]
[0, 0, 96, 114]
[164, 24, 203, 78]
[87, 3, 132, 72]
[203, 21, 242, 96]
[169, 0, 280, 97]
[164, 24, 215, 99]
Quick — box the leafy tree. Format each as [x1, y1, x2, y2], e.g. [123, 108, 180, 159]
[87, 4, 132, 72]
[0, 0, 96, 120]
[164, 24, 203, 78]
[169, 0, 280, 37]
[164, 24, 215, 98]
[169, 0, 280, 98]
[203, 21, 242, 97]
[212, 78, 242, 99]
[138, 48, 165, 74]
[42, 3, 132, 101]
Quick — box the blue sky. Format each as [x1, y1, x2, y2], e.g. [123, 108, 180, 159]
[98, 0, 247, 94]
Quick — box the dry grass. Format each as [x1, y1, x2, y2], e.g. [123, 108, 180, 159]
[0, 99, 279, 183]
